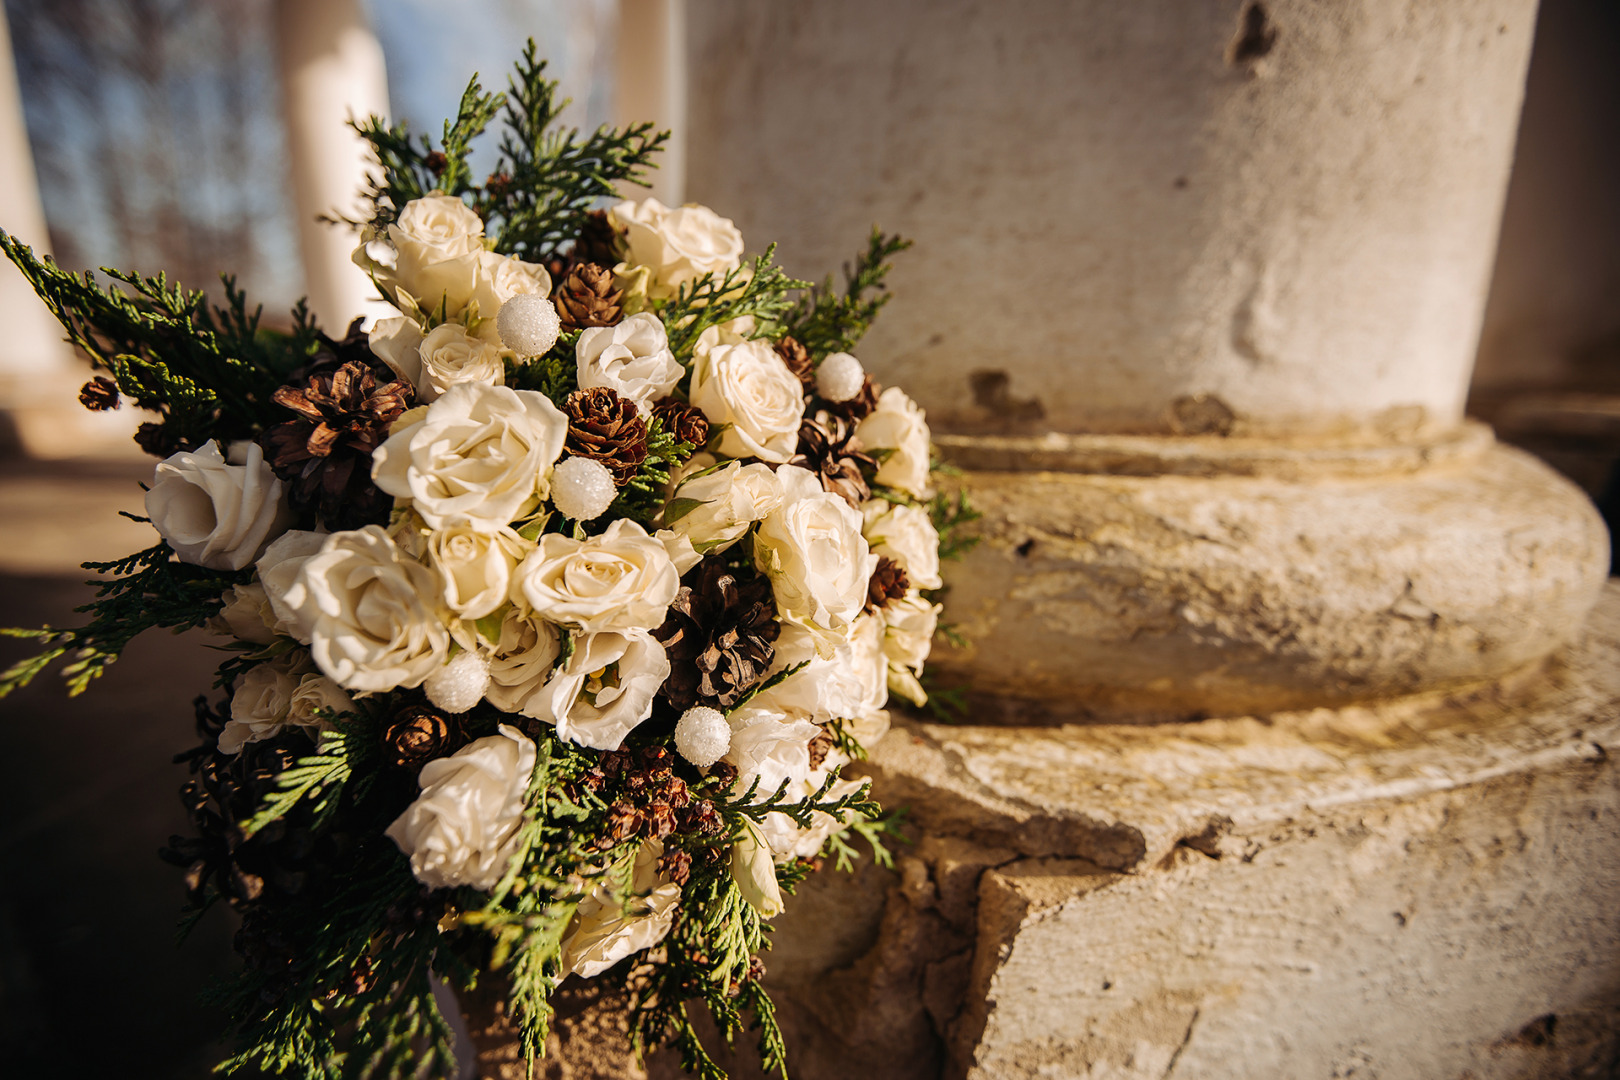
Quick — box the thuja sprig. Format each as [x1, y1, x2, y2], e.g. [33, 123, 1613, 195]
[0, 543, 250, 700]
[604, 412, 695, 528]
[482, 42, 667, 260]
[349, 76, 503, 229]
[0, 235, 312, 451]
[787, 227, 912, 360]
[659, 248, 811, 363]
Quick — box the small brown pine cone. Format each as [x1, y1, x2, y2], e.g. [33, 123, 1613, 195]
[659, 848, 693, 886]
[791, 412, 876, 508]
[866, 555, 910, 612]
[573, 209, 625, 269]
[382, 706, 456, 769]
[553, 263, 623, 332]
[79, 376, 120, 411]
[682, 799, 725, 837]
[134, 422, 182, 458]
[607, 801, 643, 842]
[654, 557, 781, 710]
[564, 387, 648, 486]
[645, 801, 680, 838]
[822, 374, 881, 423]
[485, 171, 514, 200]
[424, 151, 448, 176]
[775, 336, 815, 393]
[807, 730, 837, 771]
[652, 398, 710, 448]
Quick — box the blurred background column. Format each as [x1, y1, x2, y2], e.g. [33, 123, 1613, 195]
[272, 0, 390, 332]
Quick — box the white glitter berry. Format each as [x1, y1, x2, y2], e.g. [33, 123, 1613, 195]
[675, 706, 731, 768]
[816, 351, 865, 402]
[550, 456, 617, 520]
[495, 294, 562, 357]
[424, 651, 490, 713]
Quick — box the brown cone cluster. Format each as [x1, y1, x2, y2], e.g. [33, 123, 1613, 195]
[554, 263, 623, 332]
[791, 411, 876, 508]
[578, 745, 725, 846]
[653, 397, 710, 448]
[564, 387, 648, 485]
[260, 356, 414, 530]
[821, 374, 881, 423]
[775, 335, 815, 393]
[382, 705, 462, 769]
[573, 209, 624, 269]
[654, 557, 781, 710]
[866, 555, 910, 611]
[79, 376, 120, 411]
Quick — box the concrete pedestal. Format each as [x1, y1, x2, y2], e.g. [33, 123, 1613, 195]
[705, 584, 1620, 1080]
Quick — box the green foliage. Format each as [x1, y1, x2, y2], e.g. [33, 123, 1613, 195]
[656, 248, 811, 362]
[605, 412, 696, 528]
[240, 728, 361, 838]
[0, 544, 249, 700]
[786, 228, 912, 359]
[0, 234, 315, 451]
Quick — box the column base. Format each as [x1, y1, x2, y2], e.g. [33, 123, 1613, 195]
[677, 582, 1620, 1080]
[931, 424, 1610, 721]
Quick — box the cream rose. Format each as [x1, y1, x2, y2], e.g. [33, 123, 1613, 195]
[372, 382, 569, 530]
[257, 530, 329, 643]
[382, 195, 486, 315]
[146, 441, 291, 571]
[724, 705, 821, 800]
[416, 322, 506, 402]
[857, 387, 933, 499]
[664, 460, 784, 554]
[427, 524, 533, 621]
[611, 197, 744, 300]
[756, 776, 868, 864]
[280, 525, 451, 692]
[883, 592, 941, 706]
[211, 583, 278, 645]
[575, 312, 682, 414]
[689, 339, 804, 463]
[523, 629, 669, 751]
[862, 502, 943, 590]
[368, 316, 425, 387]
[385, 725, 536, 891]
[513, 519, 679, 633]
[560, 839, 681, 977]
[751, 616, 888, 730]
[219, 653, 352, 754]
[731, 819, 784, 917]
[471, 251, 551, 323]
[753, 465, 876, 648]
[472, 607, 562, 715]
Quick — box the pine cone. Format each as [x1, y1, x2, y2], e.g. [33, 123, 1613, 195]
[652, 398, 710, 448]
[790, 411, 876, 508]
[821, 374, 881, 423]
[79, 376, 119, 411]
[867, 555, 910, 611]
[259, 358, 414, 530]
[573, 209, 624, 269]
[564, 387, 648, 486]
[382, 705, 460, 769]
[554, 263, 624, 332]
[654, 557, 780, 710]
[775, 336, 815, 393]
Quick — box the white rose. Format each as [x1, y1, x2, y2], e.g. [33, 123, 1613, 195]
[664, 460, 784, 554]
[471, 607, 562, 714]
[211, 583, 278, 645]
[690, 316, 756, 363]
[862, 502, 943, 590]
[221, 651, 309, 753]
[857, 387, 933, 499]
[731, 819, 784, 917]
[471, 251, 551, 324]
[883, 591, 941, 705]
[385, 725, 536, 891]
[146, 441, 291, 571]
[368, 316, 425, 387]
[575, 312, 682, 413]
[416, 322, 506, 402]
[753, 465, 876, 649]
[752, 616, 888, 729]
[280, 525, 451, 693]
[524, 629, 669, 751]
[391, 194, 485, 269]
[372, 382, 569, 531]
[724, 705, 821, 800]
[287, 671, 354, 727]
[513, 519, 679, 634]
[689, 339, 804, 463]
[653, 529, 703, 575]
[257, 530, 329, 642]
[611, 197, 744, 300]
[560, 839, 681, 977]
[427, 523, 533, 620]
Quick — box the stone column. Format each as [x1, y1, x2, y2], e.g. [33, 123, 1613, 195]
[669, 3, 1620, 1078]
[272, 0, 391, 333]
[685, 0, 1609, 721]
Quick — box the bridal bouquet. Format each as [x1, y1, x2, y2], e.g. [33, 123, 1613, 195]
[0, 47, 975, 1079]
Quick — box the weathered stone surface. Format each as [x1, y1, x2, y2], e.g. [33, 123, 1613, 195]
[931, 440, 1610, 719]
[721, 583, 1620, 1080]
